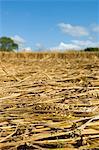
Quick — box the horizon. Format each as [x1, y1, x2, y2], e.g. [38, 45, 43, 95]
[0, 0, 99, 51]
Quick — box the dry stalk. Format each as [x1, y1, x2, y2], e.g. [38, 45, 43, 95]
[0, 124, 19, 143]
[0, 93, 21, 102]
[78, 115, 99, 130]
[0, 60, 20, 81]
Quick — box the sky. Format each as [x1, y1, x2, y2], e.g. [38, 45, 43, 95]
[0, 0, 99, 51]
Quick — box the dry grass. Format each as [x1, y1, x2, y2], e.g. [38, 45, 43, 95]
[0, 51, 99, 150]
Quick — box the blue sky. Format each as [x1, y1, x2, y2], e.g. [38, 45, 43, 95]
[0, 0, 99, 51]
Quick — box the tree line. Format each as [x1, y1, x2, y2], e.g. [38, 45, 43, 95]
[84, 47, 99, 52]
[0, 36, 99, 52]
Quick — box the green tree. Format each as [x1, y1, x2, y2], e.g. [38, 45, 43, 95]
[0, 37, 18, 51]
[84, 47, 99, 52]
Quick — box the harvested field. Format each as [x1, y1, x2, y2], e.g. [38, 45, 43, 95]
[0, 52, 99, 150]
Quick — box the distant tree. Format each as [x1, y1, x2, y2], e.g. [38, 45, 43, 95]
[0, 37, 18, 51]
[84, 47, 99, 52]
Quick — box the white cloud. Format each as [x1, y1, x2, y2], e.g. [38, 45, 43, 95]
[23, 47, 32, 52]
[35, 43, 45, 51]
[50, 40, 99, 51]
[58, 23, 89, 37]
[92, 25, 99, 32]
[88, 36, 96, 41]
[11, 35, 25, 45]
[35, 43, 43, 48]
[72, 40, 99, 48]
[50, 42, 80, 51]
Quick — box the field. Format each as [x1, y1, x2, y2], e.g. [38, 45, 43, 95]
[0, 52, 99, 150]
